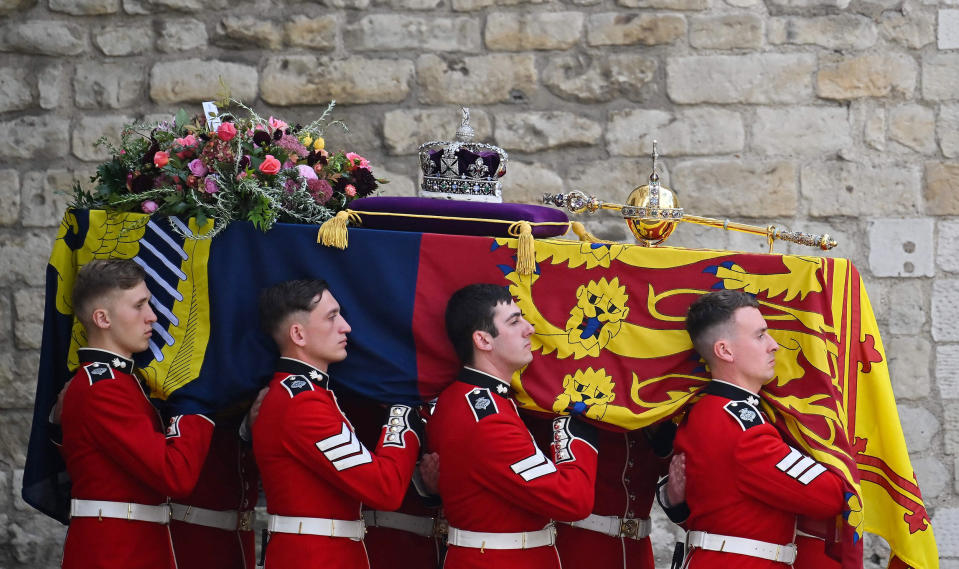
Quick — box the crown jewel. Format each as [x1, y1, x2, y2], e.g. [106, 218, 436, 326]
[418, 107, 508, 203]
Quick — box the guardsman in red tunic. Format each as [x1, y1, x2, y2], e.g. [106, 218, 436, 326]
[59, 259, 215, 569]
[673, 290, 845, 568]
[169, 413, 259, 569]
[429, 284, 599, 569]
[252, 279, 423, 569]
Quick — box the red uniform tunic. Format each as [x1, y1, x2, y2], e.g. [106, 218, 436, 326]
[338, 391, 442, 569]
[60, 348, 215, 569]
[673, 379, 845, 569]
[170, 417, 258, 569]
[557, 428, 667, 569]
[428, 368, 599, 569]
[252, 358, 421, 569]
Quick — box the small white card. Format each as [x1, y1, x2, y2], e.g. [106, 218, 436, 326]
[202, 101, 221, 130]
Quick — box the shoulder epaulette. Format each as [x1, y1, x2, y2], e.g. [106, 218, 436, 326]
[466, 387, 499, 422]
[723, 400, 765, 431]
[83, 362, 115, 385]
[280, 375, 314, 398]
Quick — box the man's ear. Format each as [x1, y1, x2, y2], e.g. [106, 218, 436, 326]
[288, 321, 307, 348]
[91, 308, 110, 331]
[472, 329, 493, 354]
[712, 338, 734, 364]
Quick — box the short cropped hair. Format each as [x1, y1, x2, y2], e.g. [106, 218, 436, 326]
[685, 290, 760, 363]
[73, 259, 147, 327]
[258, 279, 329, 344]
[445, 283, 514, 365]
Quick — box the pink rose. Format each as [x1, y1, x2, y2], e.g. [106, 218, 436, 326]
[204, 176, 219, 194]
[297, 164, 318, 180]
[345, 184, 357, 197]
[217, 122, 237, 142]
[141, 200, 158, 213]
[175, 134, 197, 147]
[259, 155, 281, 175]
[153, 151, 169, 168]
[188, 158, 208, 177]
[345, 152, 369, 170]
[268, 116, 288, 132]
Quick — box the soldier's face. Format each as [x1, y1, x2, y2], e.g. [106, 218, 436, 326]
[103, 281, 157, 357]
[300, 290, 352, 369]
[489, 300, 535, 372]
[727, 307, 779, 386]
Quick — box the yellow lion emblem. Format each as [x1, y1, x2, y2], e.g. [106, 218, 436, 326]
[553, 367, 617, 419]
[562, 277, 631, 358]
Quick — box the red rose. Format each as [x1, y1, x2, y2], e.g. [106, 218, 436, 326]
[259, 154, 281, 175]
[153, 151, 170, 168]
[217, 122, 237, 142]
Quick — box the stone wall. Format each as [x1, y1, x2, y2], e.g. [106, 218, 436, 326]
[0, 0, 955, 566]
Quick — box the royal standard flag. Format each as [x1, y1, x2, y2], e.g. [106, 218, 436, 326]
[24, 210, 937, 569]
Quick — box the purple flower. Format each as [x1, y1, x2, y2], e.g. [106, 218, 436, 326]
[188, 158, 208, 177]
[308, 179, 333, 205]
[350, 167, 378, 197]
[275, 134, 308, 157]
[252, 130, 272, 147]
[297, 164, 318, 181]
[204, 176, 219, 194]
[141, 200, 158, 213]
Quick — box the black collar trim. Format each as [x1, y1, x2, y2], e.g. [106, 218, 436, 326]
[277, 358, 329, 388]
[458, 367, 512, 398]
[706, 379, 758, 401]
[77, 348, 134, 373]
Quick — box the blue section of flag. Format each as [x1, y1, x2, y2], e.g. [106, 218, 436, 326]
[175, 221, 424, 411]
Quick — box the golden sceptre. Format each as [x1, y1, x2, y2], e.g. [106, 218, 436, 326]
[543, 142, 837, 253]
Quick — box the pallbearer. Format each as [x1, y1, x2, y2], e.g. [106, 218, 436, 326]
[253, 279, 424, 569]
[59, 259, 215, 569]
[429, 283, 599, 569]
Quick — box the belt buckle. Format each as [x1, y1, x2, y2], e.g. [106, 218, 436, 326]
[433, 517, 449, 538]
[237, 511, 253, 532]
[620, 518, 638, 539]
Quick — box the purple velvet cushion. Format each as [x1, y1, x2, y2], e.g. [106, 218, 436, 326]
[350, 197, 569, 238]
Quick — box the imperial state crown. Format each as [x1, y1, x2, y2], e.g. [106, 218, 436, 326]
[418, 108, 508, 203]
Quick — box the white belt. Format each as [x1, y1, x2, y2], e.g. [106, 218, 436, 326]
[362, 510, 439, 538]
[267, 514, 366, 540]
[70, 498, 170, 525]
[567, 514, 651, 540]
[170, 503, 255, 532]
[447, 524, 556, 550]
[686, 530, 797, 564]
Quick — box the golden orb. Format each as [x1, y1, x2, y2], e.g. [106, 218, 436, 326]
[624, 182, 680, 246]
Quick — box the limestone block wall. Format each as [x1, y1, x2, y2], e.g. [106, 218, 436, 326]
[0, 0, 956, 566]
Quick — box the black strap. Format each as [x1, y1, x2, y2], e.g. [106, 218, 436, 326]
[671, 541, 686, 569]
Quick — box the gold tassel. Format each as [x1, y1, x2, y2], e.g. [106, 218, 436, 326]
[512, 220, 535, 275]
[317, 210, 352, 249]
